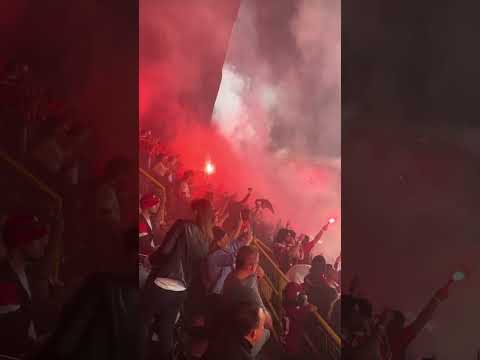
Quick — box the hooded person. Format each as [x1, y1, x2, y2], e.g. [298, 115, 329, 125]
[0, 215, 49, 358]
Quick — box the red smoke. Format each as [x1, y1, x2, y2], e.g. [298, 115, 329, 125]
[140, 0, 340, 260]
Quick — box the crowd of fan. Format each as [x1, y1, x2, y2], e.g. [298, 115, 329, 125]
[0, 60, 138, 359]
[138, 129, 344, 360]
[0, 61, 454, 360]
[138, 130, 454, 360]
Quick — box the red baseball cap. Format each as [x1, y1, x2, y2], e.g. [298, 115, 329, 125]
[140, 193, 160, 210]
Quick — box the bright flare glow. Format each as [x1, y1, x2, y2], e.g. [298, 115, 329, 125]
[328, 217, 336, 224]
[205, 161, 216, 175]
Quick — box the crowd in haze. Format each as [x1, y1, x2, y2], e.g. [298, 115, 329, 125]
[0, 60, 138, 359]
[0, 61, 458, 360]
[138, 130, 456, 360]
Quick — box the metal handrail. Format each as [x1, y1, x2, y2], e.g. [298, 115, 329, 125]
[254, 237, 341, 355]
[0, 149, 63, 280]
[0, 150, 62, 209]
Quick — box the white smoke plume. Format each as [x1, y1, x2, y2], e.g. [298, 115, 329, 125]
[213, 0, 341, 260]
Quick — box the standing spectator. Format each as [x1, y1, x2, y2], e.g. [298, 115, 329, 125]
[282, 282, 318, 360]
[31, 117, 72, 177]
[178, 170, 194, 201]
[141, 199, 214, 360]
[385, 285, 451, 360]
[204, 302, 268, 360]
[138, 193, 161, 256]
[80, 157, 132, 276]
[301, 221, 329, 264]
[0, 215, 49, 358]
[303, 255, 338, 319]
[173, 170, 195, 220]
[207, 224, 253, 295]
[222, 245, 272, 357]
[93, 157, 132, 227]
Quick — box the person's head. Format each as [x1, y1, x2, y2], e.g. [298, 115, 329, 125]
[356, 297, 374, 331]
[275, 228, 290, 244]
[213, 226, 229, 248]
[3, 215, 49, 261]
[140, 193, 161, 215]
[301, 235, 310, 245]
[287, 230, 297, 243]
[235, 245, 260, 275]
[310, 255, 327, 279]
[167, 155, 178, 168]
[231, 302, 265, 346]
[191, 198, 214, 244]
[151, 154, 167, 174]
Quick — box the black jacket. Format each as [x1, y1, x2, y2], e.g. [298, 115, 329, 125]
[148, 220, 209, 289]
[33, 273, 139, 360]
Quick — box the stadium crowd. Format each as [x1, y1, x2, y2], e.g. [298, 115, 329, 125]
[0, 60, 457, 360]
[137, 130, 455, 360]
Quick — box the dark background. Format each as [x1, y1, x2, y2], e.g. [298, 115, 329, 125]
[1, 0, 138, 172]
[343, 1, 480, 358]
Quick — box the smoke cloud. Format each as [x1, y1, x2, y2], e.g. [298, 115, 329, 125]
[140, 0, 340, 260]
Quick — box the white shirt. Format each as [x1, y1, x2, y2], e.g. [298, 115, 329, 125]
[154, 277, 187, 292]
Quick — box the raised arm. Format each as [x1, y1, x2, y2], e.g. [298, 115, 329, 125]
[334, 255, 341, 271]
[312, 222, 329, 244]
[239, 188, 253, 204]
[228, 212, 244, 241]
[404, 285, 449, 343]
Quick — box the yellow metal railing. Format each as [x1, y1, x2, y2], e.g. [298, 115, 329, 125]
[0, 150, 63, 208]
[254, 237, 341, 359]
[0, 149, 63, 281]
[135, 170, 340, 356]
[139, 167, 167, 224]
